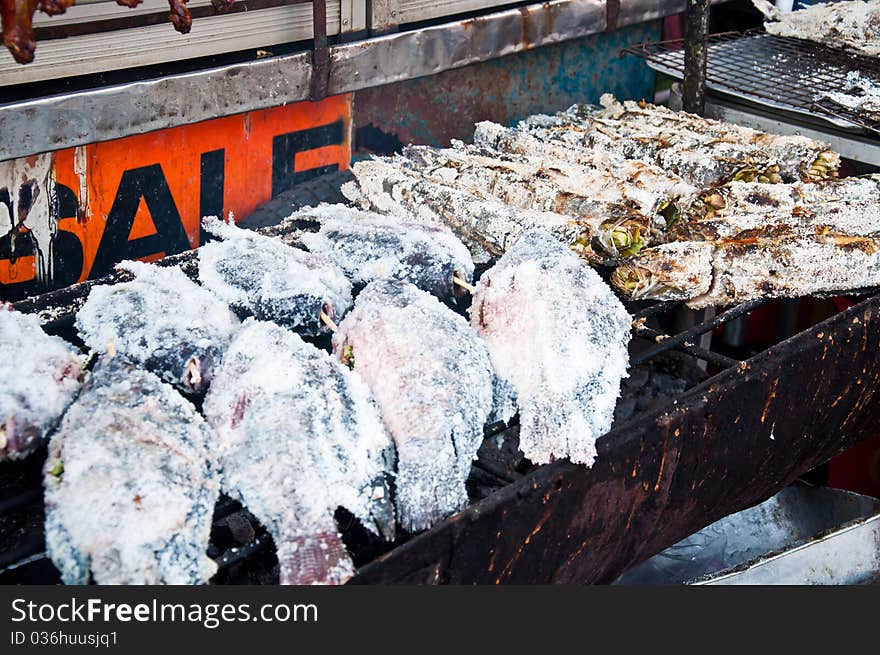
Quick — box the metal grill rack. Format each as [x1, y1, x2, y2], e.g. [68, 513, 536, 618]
[624, 30, 880, 137]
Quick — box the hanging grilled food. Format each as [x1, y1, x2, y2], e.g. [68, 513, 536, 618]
[1, 0, 202, 64]
[676, 176, 880, 243]
[44, 355, 220, 585]
[203, 319, 396, 585]
[296, 204, 476, 299]
[754, 0, 880, 57]
[345, 158, 585, 264]
[493, 95, 839, 185]
[76, 260, 241, 394]
[0, 306, 84, 462]
[199, 217, 352, 335]
[332, 279, 495, 533]
[611, 234, 880, 308]
[398, 143, 690, 263]
[471, 230, 631, 467]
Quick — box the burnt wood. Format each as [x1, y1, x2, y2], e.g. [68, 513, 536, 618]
[351, 293, 880, 584]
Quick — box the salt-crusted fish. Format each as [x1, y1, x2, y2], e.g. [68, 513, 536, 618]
[203, 319, 395, 584]
[332, 280, 494, 532]
[399, 144, 684, 262]
[76, 260, 240, 394]
[346, 158, 584, 264]
[44, 356, 220, 585]
[612, 234, 880, 308]
[755, 0, 880, 57]
[471, 230, 631, 467]
[0, 306, 84, 462]
[198, 217, 352, 335]
[296, 204, 475, 299]
[677, 176, 880, 242]
[498, 95, 839, 185]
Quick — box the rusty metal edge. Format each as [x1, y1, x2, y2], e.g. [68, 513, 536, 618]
[351, 292, 880, 584]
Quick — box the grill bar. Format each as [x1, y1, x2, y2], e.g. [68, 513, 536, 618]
[623, 30, 880, 135]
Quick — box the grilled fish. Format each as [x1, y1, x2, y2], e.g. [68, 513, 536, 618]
[471, 229, 631, 466]
[199, 217, 352, 336]
[203, 319, 395, 584]
[346, 158, 583, 264]
[678, 176, 880, 243]
[510, 94, 839, 185]
[0, 306, 84, 462]
[612, 234, 880, 308]
[755, 0, 880, 57]
[332, 279, 494, 532]
[76, 260, 240, 394]
[296, 204, 475, 299]
[44, 355, 220, 585]
[398, 144, 681, 262]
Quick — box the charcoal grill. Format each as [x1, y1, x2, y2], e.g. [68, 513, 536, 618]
[623, 30, 880, 137]
[1, 177, 879, 584]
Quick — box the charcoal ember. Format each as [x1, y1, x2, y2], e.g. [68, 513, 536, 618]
[203, 319, 395, 585]
[0, 306, 84, 462]
[471, 229, 632, 467]
[76, 260, 240, 394]
[332, 279, 495, 533]
[296, 204, 475, 300]
[43, 356, 220, 585]
[199, 217, 352, 336]
[613, 353, 709, 424]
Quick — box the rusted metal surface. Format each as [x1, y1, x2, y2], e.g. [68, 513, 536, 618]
[683, 0, 709, 115]
[310, 0, 331, 101]
[352, 22, 660, 149]
[351, 293, 880, 583]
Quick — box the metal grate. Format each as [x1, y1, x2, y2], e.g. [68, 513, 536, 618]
[623, 30, 880, 136]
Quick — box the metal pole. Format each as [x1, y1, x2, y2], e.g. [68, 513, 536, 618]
[683, 0, 710, 115]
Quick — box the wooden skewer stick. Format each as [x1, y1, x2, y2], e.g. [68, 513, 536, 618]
[319, 311, 338, 332]
[452, 276, 477, 294]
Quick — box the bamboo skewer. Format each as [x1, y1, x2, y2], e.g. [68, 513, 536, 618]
[319, 311, 338, 332]
[452, 276, 477, 294]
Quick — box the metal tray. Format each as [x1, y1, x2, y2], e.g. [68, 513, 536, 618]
[613, 485, 880, 585]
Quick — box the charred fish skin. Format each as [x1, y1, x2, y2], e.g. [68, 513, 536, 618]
[346, 158, 583, 265]
[611, 241, 715, 303]
[471, 229, 631, 467]
[44, 356, 219, 585]
[332, 279, 495, 533]
[295, 203, 475, 300]
[533, 94, 839, 185]
[0, 307, 84, 462]
[199, 217, 353, 336]
[204, 319, 395, 585]
[76, 260, 240, 394]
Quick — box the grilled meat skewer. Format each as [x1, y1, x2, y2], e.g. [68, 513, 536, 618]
[333, 279, 495, 532]
[44, 356, 220, 585]
[0, 306, 84, 462]
[471, 230, 631, 467]
[204, 319, 395, 585]
[199, 217, 352, 336]
[76, 260, 240, 394]
[296, 204, 476, 300]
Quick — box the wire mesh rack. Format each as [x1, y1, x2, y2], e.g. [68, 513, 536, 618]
[623, 30, 880, 136]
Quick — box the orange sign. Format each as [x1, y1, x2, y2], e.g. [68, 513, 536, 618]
[0, 94, 352, 300]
